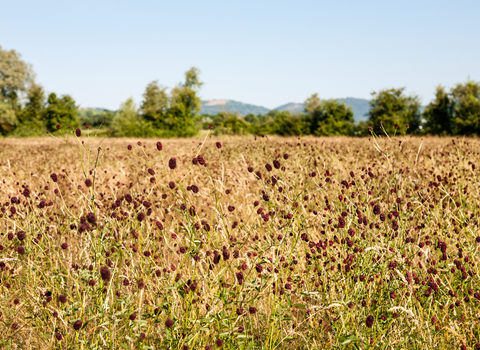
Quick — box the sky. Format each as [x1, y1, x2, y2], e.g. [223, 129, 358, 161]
[1, 0, 479, 110]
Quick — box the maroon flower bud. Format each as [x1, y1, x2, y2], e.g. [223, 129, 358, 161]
[168, 158, 177, 170]
[129, 313, 137, 321]
[58, 295, 67, 303]
[209, 124, 213, 129]
[50, 173, 58, 182]
[86, 124, 90, 129]
[165, 318, 174, 328]
[56, 124, 61, 129]
[366, 315, 374, 328]
[17, 246, 26, 254]
[75, 128, 81, 137]
[55, 332, 62, 340]
[73, 320, 82, 330]
[148, 168, 155, 175]
[100, 266, 111, 282]
[216, 142, 222, 149]
[137, 212, 145, 221]
[127, 145, 132, 150]
[85, 179, 92, 187]
[169, 181, 175, 189]
[156, 142, 162, 151]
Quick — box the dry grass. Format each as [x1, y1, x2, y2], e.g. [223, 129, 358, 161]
[0, 133, 479, 349]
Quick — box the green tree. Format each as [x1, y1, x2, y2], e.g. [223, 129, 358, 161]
[139, 80, 168, 128]
[112, 98, 154, 137]
[368, 88, 421, 135]
[0, 102, 17, 134]
[210, 111, 250, 135]
[0, 45, 34, 106]
[450, 80, 480, 135]
[423, 85, 452, 135]
[167, 67, 202, 137]
[42, 93, 79, 132]
[303, 94, 354, 135]
[304, 93, 322, 134]
[18, 83, 45, 123]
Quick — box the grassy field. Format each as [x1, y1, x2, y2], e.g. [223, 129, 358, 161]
[0, 133, 479, 349]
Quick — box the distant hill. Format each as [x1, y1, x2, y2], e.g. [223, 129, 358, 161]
[274, 98, 370, 123]
[200, 98, 370, 123]
[200, 99, 270, 116]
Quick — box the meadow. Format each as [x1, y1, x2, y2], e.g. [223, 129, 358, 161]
[0, 131, 479, 349]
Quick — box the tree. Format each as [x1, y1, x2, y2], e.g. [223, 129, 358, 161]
[368, 88, 421, 135]
[0, 102, 17, 134]
[17, 83, 45, 123]
[303, 94, 354, 136]
[423, 85, 452, 135]
[0, 45, 34, 105]
[139, 80, 168, 128]
[304, 93, 322, 134]
[42, 93, 79, 132]
[450, 80, 480, 135]
[112, 98, 154, 137]
[167, 67, 203, 137]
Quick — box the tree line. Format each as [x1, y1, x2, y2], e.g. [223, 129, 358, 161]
[1, 45, 479, 137]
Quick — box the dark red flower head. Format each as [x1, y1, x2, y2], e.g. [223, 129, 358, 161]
[75, 128, 81, 137]
[56, 124, 61, 129]
[169, 158, 177, 170]
[156, 142, 162, 151]
[100, 266, 111, 282]
[73, 319, 82, 330]
[50, 173, 58, 182]
[366, 315, 374, 328]
[216, 142, 222, 149]
[165, 318, 174, 328]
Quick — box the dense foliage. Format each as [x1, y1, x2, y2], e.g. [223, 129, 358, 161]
[1, 45, 480, 138]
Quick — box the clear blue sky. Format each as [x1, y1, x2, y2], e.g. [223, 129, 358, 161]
[1, 0, 479, 110]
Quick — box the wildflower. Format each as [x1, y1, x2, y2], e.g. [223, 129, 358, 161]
[50, 174, 58, 182]
[127, 145, 132, 150]
[165, 318, 174, 328]
[156, 142, 162, 151]
[100, 266, 111, 282]
[75, 128, 81, 137]
[85, 179, 92, 187]
[55, 332, 62, 340]
[169, 158, 177, 170]
[216, 339, 223, 347]
[73, 320, 82, 330]
[216, 142, 222, 149]
[148, 168, 155, 175]
[58, 295, 67, 303]
[366, 315, 374, 328]
[129, 313, 137, 321]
